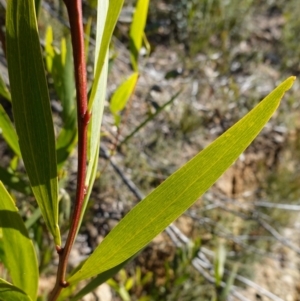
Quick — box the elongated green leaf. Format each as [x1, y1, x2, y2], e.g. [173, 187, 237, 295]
[34, 0, 41, 16]
[69, 77, 295, 283]
[120, 90, 181, 145]
[0, 279, 32, 301]
[46, 28, 76, 123]
[55, 36, 76, 123]
[70, 255, 137, 301]
[214, 242, 226, 287]
[45, 28, 77, 168]
[0, 104, 20, 156]
[45, 26, 55, 73]
[85, 0, 109, 189]
[110, 72, 138, 126]
[24, 207, 41, 229]
[6, 0, 60, 245]
[56, 112, 77, 170]
[221, 264, 239, 301]
[70, 0, 110, 240]
[0, 166, 30, 195]
[0, 182, 38, 300]
[110, 73, 139, 114]
[58, 253, 137, 300]
[129, 0, 149, 71]
[84, 16, 93, 64]
[88, 0, 123, 111]
[45, 27, 77, 169]
[0, 74, 11, 101]
[81, 142, 100, 226]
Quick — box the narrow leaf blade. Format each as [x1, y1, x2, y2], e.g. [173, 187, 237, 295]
[109, 72, 139, 118]
[69, 77, 295, 282]
[0, 279, 32, 301]
[0, 182, 38, 300]
[6, 0, 60, 244]
[0, 73, 11, 101]
[120, 90, 181, 145]
[69, 255, 137, 301]
[45, 26, 55, 73]
[84, 17, 93, 64]
[0, 104, 20, 156]
[57, 36, 76, 122]
[50, 34, 77, 169]
[79, 0, 110, 231]
[88, 0, 124, 111]
[129, 0, 149, 71]
[86, 0, 109, 185]
[0, 166, 30, 195]
[56, 112, 77, 170]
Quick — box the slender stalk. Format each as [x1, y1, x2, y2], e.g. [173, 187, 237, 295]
[48, 0, 90, 300]
[119, 91, 181, 146]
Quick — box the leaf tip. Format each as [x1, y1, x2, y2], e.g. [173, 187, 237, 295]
[286, 76, 296, 89]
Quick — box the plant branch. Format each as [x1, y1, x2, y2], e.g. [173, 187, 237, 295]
[49, 0, 89, 300]
[119, 90, 181, 146]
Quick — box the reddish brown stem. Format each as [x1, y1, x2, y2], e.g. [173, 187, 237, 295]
[48, 0, 89, 300]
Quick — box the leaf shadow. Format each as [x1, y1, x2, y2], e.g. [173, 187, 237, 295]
[0, 210, 28, 237]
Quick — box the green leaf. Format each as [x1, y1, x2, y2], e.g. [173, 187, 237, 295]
[81, 141, 100, 221]
[109, 72, 139, 126]
[34, 0, 41, 16]
[55, 39, 77, 168]
[24, 207, 41, 229]
[45, 27, 77, 169]
[0, 166, 30, 195]
[85, 0, 109, 201]
[86, 0, 108, 173]
[220, 264, 239, 301]
[120, 90, 181, 146]
[0, 182, 38, 300]
[0, 74, 11, 101]
[55, 36, 76, 123]
[56, 112, 77, 170]
[110, 73, 139, 114]
[214, 242, 226, 287]
[69, 255, 137, 301]
[68, 77, 295, 283]
[0, 104, 20, 156]
[6, 0, 60, 245]
[84, 17, 93, 64]
[45, 26, 76, 123]
[0, 279, 32, 301]
[129, 0, 150, 71]
[45, 26, 55, 73]
[88, 0, 124, 111]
